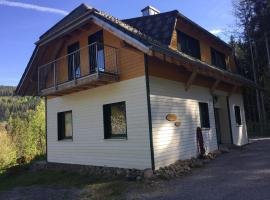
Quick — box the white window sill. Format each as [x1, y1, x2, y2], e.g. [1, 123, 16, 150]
[201, 128, 210, 131]
[58, 139, 73, 142]
[104, 138, 128, 141]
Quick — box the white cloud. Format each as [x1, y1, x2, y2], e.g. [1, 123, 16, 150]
[210, 29, 223, 35]
[0, 0, 68, 15]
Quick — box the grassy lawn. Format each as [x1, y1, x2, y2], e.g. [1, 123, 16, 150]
[0, 165, 132, 200]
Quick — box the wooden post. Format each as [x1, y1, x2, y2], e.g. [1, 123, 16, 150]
[210, 79, 220, 94]
[185, 70, 197, 91]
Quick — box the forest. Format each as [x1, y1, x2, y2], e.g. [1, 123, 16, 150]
[231, 0, 270, 136]
[0, 86, 45, 170]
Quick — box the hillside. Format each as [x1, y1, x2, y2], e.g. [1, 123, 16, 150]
[0, 86, 15, 96]
[0, 86, 40, 122]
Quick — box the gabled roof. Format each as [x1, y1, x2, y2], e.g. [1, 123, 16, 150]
[16, 3, 255, 95]
[40, 4, 92, 40]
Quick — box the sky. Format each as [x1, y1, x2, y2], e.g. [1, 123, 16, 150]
[0, 0, 236, 86]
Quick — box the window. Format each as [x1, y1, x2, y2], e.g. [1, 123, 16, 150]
[177, 31, 201, 59]
[234, 106, 242, 125]
[67, 42, 81, 80]
[58, 111, 73, 140]
[211, 48, 226, 69]
[103, 102, 127, 139]
[199, 102, 210, 128]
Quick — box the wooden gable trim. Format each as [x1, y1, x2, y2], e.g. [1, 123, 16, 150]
[91, 16, 152, 55]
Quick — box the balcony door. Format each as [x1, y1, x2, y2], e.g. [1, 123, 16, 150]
[88, 30, 105, 73]
[67, 42, 80, 81]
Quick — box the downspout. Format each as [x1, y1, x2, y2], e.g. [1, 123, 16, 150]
[226, 97, 234, 145]
[45, 97, 48, 162]
[144, 54, 155, 171]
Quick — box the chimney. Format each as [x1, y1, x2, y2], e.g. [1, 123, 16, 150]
[141, 6, 160, 16]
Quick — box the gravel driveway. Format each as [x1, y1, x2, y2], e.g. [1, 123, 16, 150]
[130, 139, 270, 200]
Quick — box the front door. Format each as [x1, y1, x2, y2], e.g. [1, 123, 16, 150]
[88, 30, 105, 73]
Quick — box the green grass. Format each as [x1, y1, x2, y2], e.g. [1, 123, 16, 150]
[0, 164, 131, 199]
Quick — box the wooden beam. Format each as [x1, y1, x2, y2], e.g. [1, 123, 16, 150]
[228, 85, 238, 97]
[210, 79, 220, 94]
[185, 70, 197, 91]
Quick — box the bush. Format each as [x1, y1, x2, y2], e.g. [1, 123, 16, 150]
[0, 130, 17, 170]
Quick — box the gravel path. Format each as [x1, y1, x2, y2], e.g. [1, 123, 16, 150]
[129, 139, 270, 200]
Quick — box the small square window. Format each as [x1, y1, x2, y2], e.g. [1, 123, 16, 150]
[199, 102, 210, 128]
[234, 106, 242, 125]
[58, 111, 73, 140]
[103, 102, 127, 139]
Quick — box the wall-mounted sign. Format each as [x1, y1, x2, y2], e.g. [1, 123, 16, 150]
[175, 121, 181, 127]
[166, 114, 177, 122]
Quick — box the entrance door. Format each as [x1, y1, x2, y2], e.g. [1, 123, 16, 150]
[88, 30, 105, 73]
[214, 108, 222, 145]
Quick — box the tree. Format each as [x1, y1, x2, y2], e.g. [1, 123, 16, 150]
[233, 0, 270, 136]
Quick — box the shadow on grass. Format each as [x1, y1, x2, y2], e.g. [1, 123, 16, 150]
[0, 166, 126, 189]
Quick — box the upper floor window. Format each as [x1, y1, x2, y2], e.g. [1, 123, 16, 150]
[177, 31, 201, 59]
[67, 42, 81, 80]
[211, 48, 226, 69]
[199, 102, 210, 129]
[103, 102, 127, 139]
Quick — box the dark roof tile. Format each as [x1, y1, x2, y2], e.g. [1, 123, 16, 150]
[123, 10, 178, 46]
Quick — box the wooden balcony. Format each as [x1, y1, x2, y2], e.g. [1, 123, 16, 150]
[38, 42, 119, 96]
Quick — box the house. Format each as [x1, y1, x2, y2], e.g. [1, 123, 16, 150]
[16, 4, 254, 170]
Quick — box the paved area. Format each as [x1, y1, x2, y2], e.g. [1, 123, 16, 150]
[135, 139, 270, 200]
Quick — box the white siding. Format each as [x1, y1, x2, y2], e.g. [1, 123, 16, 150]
[149, 77, 218, 169]
[47, 76, 152, 170]
[229, 93, 248, 146]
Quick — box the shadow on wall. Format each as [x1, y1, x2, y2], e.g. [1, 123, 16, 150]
[151, 95, 217, 168]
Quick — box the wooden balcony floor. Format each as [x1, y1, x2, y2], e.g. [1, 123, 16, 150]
[40, 72, 119, 96]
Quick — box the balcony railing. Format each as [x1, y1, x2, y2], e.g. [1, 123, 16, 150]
[38, 42, 119, 95]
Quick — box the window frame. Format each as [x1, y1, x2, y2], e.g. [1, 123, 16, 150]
[57, 110, 73, 141]
[103, 101, 128, 140]
[177, 30, 201, 60]
[211, 47, 227, 69]
[234, 105, 242, 126]
[198, 102, 210, 129]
